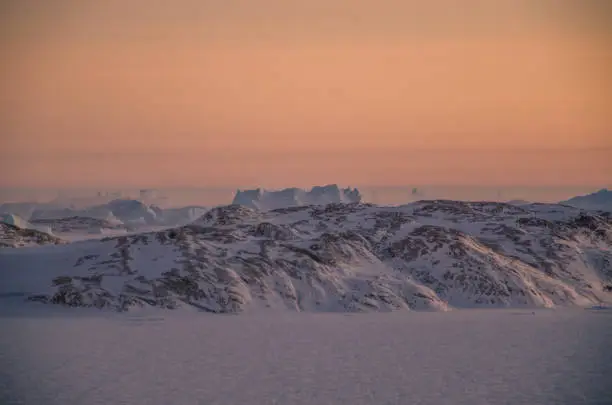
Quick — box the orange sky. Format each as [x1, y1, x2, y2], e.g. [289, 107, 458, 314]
[1, 1, 610, 188]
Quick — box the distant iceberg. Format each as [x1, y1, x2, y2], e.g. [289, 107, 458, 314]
[0, 213, 53, 235]
[232, 184, 362, 211]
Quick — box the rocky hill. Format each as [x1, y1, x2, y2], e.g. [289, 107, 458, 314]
[561, 189, 611, 212]
[1, 200, 610, 312]
[0, 222, 66, 248]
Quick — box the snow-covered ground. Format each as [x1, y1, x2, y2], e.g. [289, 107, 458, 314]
[1, 199, 610, 403]
[0, 308, 610, 405]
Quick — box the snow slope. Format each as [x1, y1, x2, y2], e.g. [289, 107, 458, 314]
[1, 213, 53, 235]
[28, 199, 159, 225]
[1, 200, 610, 312]
[0, 222, 65, 248]
[560, 189, 612, 212]
[28, 216, 132, 242]
[26, 200, 208, 228]
[233, 184, 362, 211]
[30, 205, 119, 222]
[30, 216, 127, 233]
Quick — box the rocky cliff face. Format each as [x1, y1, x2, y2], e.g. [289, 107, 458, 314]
[3, 200, 610, 312]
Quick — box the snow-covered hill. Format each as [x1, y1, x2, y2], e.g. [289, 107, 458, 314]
[560, 189, 612, 212]
[30, 216, 129, 235]
[30, 205, 115, 222]
[21, 200, 208, 229]
[0, 222, 65, 248]
[30, 199, 161, 225]
[1, 200, 610, 312]
[233, 184, 362, 211]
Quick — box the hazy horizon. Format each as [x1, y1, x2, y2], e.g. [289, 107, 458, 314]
[0, 184, 609, 208]
[2, 1, 611, 189]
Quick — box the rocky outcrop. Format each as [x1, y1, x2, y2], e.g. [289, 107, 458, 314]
[0, 222, 65, 248]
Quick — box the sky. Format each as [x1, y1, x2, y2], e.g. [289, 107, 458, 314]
[1, 0, 611, 189]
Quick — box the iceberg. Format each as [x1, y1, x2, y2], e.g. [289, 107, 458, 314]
[232, 184, 362, 211]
